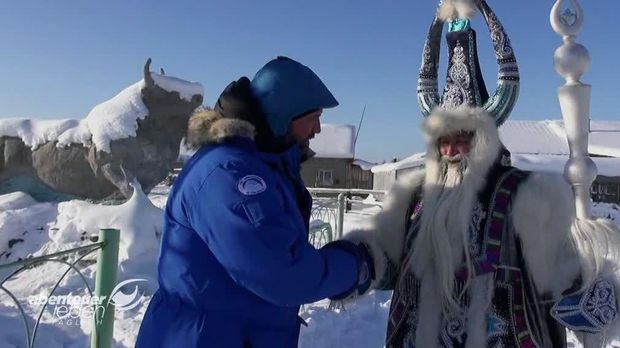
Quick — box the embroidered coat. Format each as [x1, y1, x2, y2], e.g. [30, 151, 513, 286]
[342, 108, 620, 347]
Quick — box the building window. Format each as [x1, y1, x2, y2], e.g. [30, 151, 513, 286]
[318, 169, 334, 186]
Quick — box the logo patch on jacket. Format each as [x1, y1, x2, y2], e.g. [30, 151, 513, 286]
[237, 175, 267, 195]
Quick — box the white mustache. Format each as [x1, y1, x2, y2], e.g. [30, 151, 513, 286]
[441, 154, 465, 163]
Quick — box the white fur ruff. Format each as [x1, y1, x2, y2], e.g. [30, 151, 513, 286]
[438, 0, 478, 21]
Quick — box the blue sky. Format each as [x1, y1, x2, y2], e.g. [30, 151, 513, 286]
[0, 1, 617, 162]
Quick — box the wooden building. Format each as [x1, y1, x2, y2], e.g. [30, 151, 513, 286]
[301, 124, 374, 189]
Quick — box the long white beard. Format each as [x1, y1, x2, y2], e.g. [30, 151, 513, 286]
[411, 155, 476, 309]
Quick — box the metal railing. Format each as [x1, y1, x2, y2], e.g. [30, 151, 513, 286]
[309, 193, 346, 241]
[308, 188, 386, 241]
[307, 188, 387, 196]
[0, 229, 120, 348]
[308, 222, 333, 248]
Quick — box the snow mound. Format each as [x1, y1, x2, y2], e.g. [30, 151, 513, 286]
[0, 191, 38, 211]
[0, 186, 164, 348]
[0, 198, 57, 263]
[52, 182, 163, 284]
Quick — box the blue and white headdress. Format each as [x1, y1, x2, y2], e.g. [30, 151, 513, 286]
[417, 0, 519, 126]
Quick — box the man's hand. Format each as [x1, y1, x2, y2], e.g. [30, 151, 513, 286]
[322, 240, 376, 300]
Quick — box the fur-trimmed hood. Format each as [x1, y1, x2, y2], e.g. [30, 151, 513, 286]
[186, 108, 256, 149]
[186, 76, 298, 154]
[422, 106, 501, 188]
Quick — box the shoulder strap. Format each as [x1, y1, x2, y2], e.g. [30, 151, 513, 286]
[455, 168, 529, 281]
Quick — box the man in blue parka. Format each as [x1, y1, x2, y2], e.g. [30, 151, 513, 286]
[136, 57, 373, 347]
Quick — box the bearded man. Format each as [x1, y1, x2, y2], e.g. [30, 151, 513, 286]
[331, 1, 620, 347]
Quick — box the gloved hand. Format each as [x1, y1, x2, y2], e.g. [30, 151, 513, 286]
[322, 240, 375, 300]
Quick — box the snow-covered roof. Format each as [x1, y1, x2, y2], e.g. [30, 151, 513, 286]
[372, 152, 620, 177]
[352, 159, 376, 171]
[372, 119, 620, 174]
[589, 121, 620, 158]
[0, 72, 204, 153]
[499, 120, 569, 155]
[499, 120, 620, 157]
[310, 124, 355, 159]
[371, 152, 425, 173]
[512, 154, 620, 177]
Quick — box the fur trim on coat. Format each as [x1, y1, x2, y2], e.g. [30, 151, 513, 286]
[343, 169, 425, 290]
[186, 108, 256, 148]
[422, 106, 501, 192]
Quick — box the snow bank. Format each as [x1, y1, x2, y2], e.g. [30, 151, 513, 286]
[0, 197, 57, 263]
[1, 184, 618, 347]
[52, 182, 162, 284]
[593, 202, 620, 222]
[0, 186, 164, 348]
[299, 291, 391, 348]
[0, 72, 204, 153]
[0, 183, 162, 282]
[0, 191, 37, 211]
[0, 303, 89, 348]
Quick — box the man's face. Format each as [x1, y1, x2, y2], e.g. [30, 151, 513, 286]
[438, 131, 473, 161]
[290, 109, 322, 146]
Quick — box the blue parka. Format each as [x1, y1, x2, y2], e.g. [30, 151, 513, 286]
[136, 57, 364, 347]
[135, 137, 360, 347]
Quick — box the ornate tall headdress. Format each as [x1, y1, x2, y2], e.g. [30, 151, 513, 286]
[417, 0, 519, 126]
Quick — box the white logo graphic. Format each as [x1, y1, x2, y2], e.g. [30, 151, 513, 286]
[27, 278, 149, 326]
[237, 175, 267, 195]
[108, 278, 149, 311]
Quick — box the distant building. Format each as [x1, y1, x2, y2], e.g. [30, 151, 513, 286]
[372, 120, 620, 203]
[301, 124, 375, 189]
[371, 153, 425, 192]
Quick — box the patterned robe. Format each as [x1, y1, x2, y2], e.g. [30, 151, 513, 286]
[379, 162, 567, 348]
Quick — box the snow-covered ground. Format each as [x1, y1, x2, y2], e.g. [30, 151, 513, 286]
[0, 184, 619, 347]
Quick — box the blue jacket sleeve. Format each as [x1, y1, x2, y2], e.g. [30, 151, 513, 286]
[188, 163, 360, 307]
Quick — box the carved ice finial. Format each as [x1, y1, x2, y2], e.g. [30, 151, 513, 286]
[551, 0, 597, 222]
[551, 0, 589, 85]
[550, 0, 584, 37]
